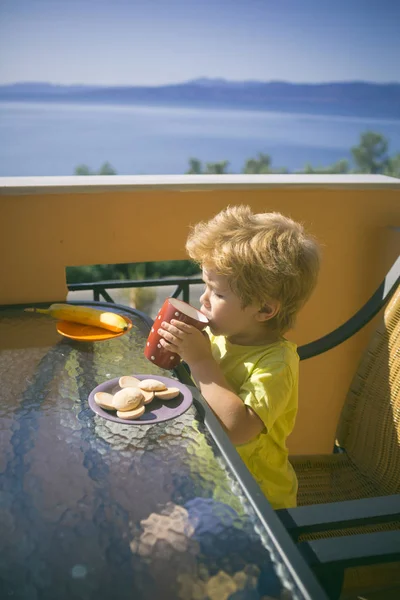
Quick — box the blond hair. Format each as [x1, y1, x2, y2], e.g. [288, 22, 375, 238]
[186, 205, 320, 333]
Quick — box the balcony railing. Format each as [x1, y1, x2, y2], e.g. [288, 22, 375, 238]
[68, 275, 203, 304]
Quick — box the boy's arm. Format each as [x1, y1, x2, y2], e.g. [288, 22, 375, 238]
[158, 319, 264, 445]
[189, 358, 265, 445]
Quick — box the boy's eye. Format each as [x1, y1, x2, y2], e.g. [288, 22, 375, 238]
[202, 282, 223, 299]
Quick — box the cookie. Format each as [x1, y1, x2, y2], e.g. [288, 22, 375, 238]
[119, 375, 141, 388]
[138, 379, 167, 392]
[141, 389, 155, 405]
[154, 387, 181, 400]
[94, 392, 115, 410]
[117, 404, 145, 420]
[112, 387, 144, 411]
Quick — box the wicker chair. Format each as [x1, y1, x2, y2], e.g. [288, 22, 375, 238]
[294, 280, 400, 507]
[277, 255, 400, 599]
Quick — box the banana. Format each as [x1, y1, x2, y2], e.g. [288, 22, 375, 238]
[25, 303, 128, 333]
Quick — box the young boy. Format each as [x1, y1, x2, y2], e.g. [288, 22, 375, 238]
[158, 205, 320, 509]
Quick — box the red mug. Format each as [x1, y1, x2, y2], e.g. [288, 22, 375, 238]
[144, 298, 209, 369]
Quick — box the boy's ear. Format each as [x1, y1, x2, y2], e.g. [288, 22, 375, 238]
[256, 302, 280, 322]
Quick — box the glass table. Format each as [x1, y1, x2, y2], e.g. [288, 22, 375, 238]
[0, 302, 327, 600]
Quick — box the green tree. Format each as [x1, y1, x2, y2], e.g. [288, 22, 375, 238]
[186, 158, 203, 174]
[74, 164, 94, 175]
[301, 159, 349, 174]
[384, 153, 400, 179]
[74, 162, 117, 175]
[205, 160, 229, 174]
[351, 132, 389, 174]
[243, 153, 272, 174]
[98, 161, 117, 175]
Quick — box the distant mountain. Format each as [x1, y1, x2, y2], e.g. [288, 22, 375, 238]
[1, 79, 399, 119]
[0, 82, 105, 95]
[189, 77, 265, 88]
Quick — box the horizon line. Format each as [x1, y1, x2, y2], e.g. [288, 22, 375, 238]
[1, 77, 400, 88]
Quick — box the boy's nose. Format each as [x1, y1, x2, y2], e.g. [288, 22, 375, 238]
[200, 289, 210, 307]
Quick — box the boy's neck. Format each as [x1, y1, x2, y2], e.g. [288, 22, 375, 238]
[227, 328, 280, 346]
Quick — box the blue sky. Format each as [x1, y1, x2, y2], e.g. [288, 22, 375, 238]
[1, 0, 399, 85]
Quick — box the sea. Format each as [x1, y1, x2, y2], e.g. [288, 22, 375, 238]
[1, 100, 400, 176]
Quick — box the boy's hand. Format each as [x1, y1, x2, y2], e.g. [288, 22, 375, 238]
[158, 319, 212, 366]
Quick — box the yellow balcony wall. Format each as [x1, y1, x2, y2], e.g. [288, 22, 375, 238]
[1, 174, 399, 456]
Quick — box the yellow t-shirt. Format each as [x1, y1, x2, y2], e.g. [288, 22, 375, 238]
[208, 332, 299, 509]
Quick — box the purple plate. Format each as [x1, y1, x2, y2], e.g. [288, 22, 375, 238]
[88, 374, 193, 424]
